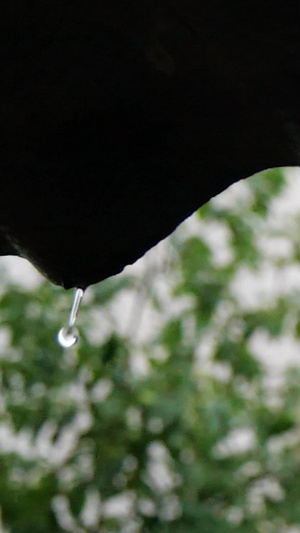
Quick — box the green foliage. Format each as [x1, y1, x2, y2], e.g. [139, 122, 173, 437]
[0, 168, 300, 532]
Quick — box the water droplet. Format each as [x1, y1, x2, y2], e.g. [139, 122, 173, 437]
[57, 326, 79, 348]
[57, 288, 84, 348]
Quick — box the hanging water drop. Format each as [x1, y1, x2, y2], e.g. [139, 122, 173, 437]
[57, 288, 84, 348]
[57, 326, 79, 348]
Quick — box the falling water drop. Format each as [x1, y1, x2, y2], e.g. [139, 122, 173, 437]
[57, 288, 84, 348]
[57, 326, 79, 348]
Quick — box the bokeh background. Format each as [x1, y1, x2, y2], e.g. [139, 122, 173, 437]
[1, 168, 300, 532]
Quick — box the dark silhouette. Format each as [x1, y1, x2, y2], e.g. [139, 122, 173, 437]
[1, 2, 300, 288]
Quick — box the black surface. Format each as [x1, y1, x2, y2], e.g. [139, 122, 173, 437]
[1, 2, 300, 288]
